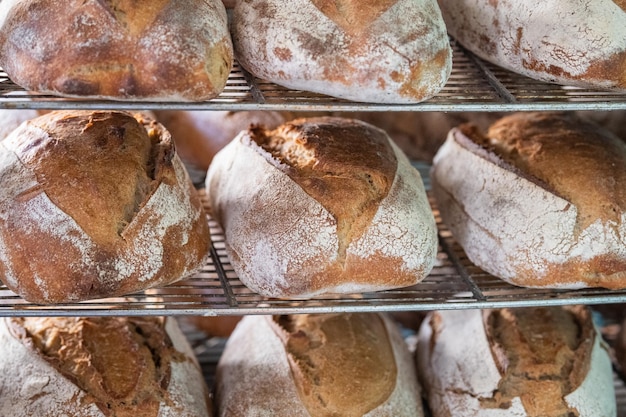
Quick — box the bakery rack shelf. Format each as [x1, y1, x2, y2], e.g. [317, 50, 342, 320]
[1, 39, 625, 112]
[3, 162, 626, 317]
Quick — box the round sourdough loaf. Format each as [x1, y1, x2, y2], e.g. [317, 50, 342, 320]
[0, 316, 212, 417]
[0, 0, 233, 101]
[438, 0, 626, 90]
[231, 0, 452, 103]
[416, 307, 616, 417]
[0, 110, 210, 303]
[431, 112, 626, 289]
[216, 313, 424, 416]
[206, 116, 437, 298]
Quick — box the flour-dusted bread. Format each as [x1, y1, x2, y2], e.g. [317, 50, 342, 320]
[232, 0, 452, 103]
[0, 110, 210, 303]
[206, 116, 437, 298]
[431, 112, 626, 289]
[0, 316, 212, 417]
[0, 0, 233, 101]
[416, 306, 616, 417]
[216, 313, 424, 416]
[438, 0, 626, 91]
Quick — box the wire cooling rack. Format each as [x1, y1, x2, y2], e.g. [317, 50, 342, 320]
[2, 162, 626, 317]
[1, 39, 625, 112]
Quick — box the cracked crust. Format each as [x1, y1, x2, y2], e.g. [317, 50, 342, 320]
[216, 313, 423, 416]
[0, 110, 210, 303]
[416, 307, 616, 417]
[206, 117, 437, 298]
[0, 317, 212, 417]
[438, 0, 626, 90]
[0, 0, 233, 101]
[431, 112, 626, 289]
[231, 0, 451, 103]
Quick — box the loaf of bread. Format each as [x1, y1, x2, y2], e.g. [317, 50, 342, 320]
[206, 116, 437, 298]
[431, 112, 626, 289]
[0, 0, 233, 101]
[416, 306, 616, 417]
[216, 313, 424, 416]
[231, 0, 452, 103]
[438, 0, 626, 90]
[0, 316, 212, 417]
[0, 110, 210, 303]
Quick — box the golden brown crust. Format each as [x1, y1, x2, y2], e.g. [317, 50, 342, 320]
[271, 314, 397, 417]
[482, 307, 594, 416]
[251, 117, 397, 264]
[0, 110, 210, 303]
[4, 317, 211, 417]
[0, 0, 233, 101]
[467, 112, 626, 230]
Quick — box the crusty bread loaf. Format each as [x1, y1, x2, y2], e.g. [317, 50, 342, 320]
[438, 0, 626, 90]
[0, 109, 45, 140]
[0, 110, 210, 303]
[431, 112, 626, 289]
[232, 0, 452, 103]
[0, 316, 212, 417]
[216, 313, 424, 416]
[0, 0, 233, 101]
[206, 116, 437, 298]
[416, 306, 616, 417]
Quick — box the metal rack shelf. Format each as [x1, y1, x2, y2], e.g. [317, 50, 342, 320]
[2, 191, 626, 317]
[1, 39, 625, 112]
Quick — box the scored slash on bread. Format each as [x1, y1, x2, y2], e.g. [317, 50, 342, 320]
[206, 116, 437, 298]
[431, 112, 626, 289]
[0, 111, 211, 303]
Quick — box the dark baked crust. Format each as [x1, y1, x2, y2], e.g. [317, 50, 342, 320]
[0, 0, 233, 101]
[0, 110, 210, 303]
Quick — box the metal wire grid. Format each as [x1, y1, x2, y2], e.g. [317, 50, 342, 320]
[1, 39, 625, 111]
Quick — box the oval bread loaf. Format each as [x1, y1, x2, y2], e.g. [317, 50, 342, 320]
[0, 110, 210, 303]
[216, 313, 424, 416]
[431, 112, 626, 289]
[0, 0, 233, 101]
[0, 316, 212, 417]
[206, 116, 438, 298]
[416, 306, 616, 417]
[438, 0, 626, 90]
[231, 0, 452, 103]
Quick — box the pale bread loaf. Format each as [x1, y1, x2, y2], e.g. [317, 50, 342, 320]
[0, 0, 233, 101]
[206, 116, 437, 298]
[416, 307, 616, 417]
[431, 112, 626, 289]
[0, 316, 212, 417]
[232, 0, 452, 103]
[216, 313, 424, 416]
[438, 0, 626, 90]
[0, 110, 210, 303]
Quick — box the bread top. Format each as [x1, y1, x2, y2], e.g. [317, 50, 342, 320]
[418, 307, 615, 417]
[270, 313, 397, 417]
[482, 307, 594, 416]
[250, 117, 397, 264]
[3, 111, 171, 248]
[0, 0, 233, 100]
[438, 0, 626, 90]
[457, 112, 626, 230]
[8, 317, 194, 417]
[232, 0, 451, 103]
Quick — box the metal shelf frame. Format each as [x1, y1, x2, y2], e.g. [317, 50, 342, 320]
[1, 39, 625, 112]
